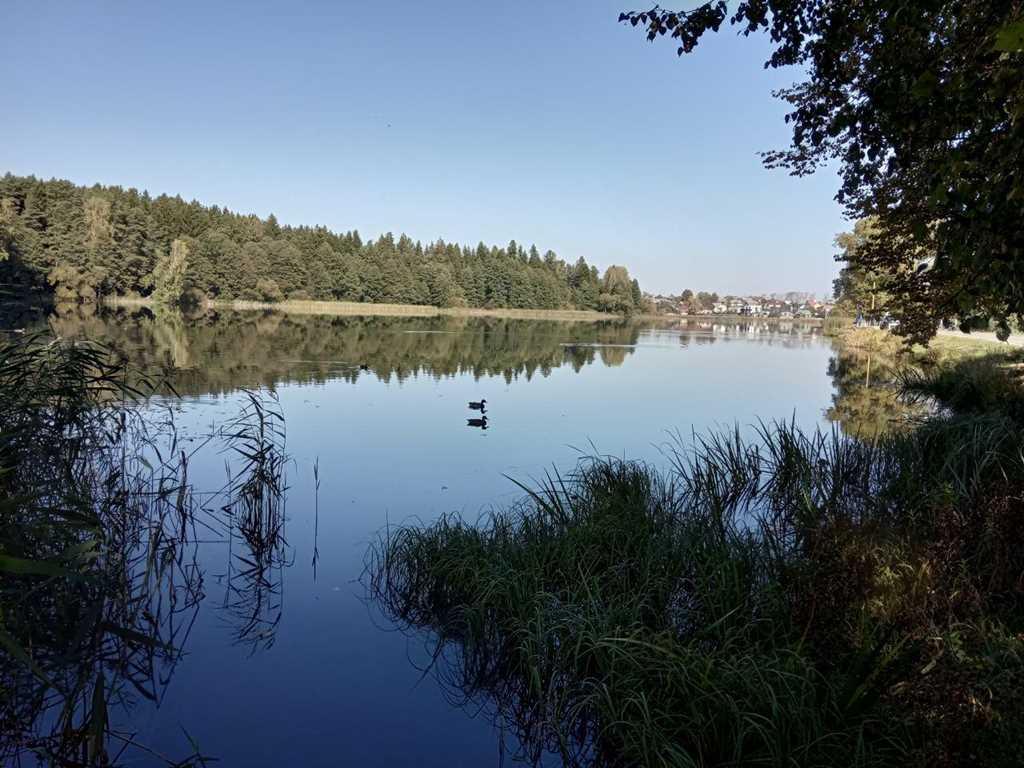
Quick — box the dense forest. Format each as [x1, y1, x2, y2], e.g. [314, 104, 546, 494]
[0, 174, 645, 312]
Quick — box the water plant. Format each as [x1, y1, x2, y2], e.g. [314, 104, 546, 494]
[0, 332, 213, 765]
[0, 332, 290, 764]
[367, 399, 1024, 766]
[221, 390, 291, 653]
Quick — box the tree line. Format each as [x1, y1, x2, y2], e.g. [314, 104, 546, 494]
[654, 289, 721, 314]
[0, 175, 645, 313]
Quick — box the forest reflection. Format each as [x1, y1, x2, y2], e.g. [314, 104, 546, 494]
[47, 306, 646, 394]
[41, 305, 926, 444]
[45, 306, 823, 397]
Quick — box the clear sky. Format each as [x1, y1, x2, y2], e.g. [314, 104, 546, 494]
[1, 0, 849, 296]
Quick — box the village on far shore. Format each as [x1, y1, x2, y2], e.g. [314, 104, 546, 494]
[646, 290, 837, 320]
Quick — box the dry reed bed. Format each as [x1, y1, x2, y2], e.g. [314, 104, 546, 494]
[106, 296, 620, 322]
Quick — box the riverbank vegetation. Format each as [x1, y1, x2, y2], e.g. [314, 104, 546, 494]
[0, 331, 287, 764]
[368, 345, 1024, 767]
[0, 174, 645, 313]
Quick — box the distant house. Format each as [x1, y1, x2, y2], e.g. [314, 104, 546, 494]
[712, 302, 728, 314]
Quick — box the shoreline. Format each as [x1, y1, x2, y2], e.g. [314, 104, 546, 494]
[651, 312, 824, 325]
[104, 297, 828, 325]
[104, 296, 622, 322]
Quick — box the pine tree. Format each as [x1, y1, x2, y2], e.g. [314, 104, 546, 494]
[0, 175, 646, 313]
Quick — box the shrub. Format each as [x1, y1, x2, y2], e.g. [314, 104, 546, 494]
[255, 278, 284, 303]
[903, 353, 1024, 420]
[180, 286, 207, 307]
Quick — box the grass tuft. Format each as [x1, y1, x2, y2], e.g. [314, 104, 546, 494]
[367, 409, 1024, 766]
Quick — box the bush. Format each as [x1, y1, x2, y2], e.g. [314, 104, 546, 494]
[255, 278, 284, 303]
[46, 262, 106, 303]
[903, 353, 1024, 420]
[180, 286, 207, 307]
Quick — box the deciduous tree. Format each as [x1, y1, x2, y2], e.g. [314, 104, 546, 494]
[151, 239, 189, 307]
[621, 3, 1024, 340]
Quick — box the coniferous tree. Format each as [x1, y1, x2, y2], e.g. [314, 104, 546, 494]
[0, 174, 644, 313]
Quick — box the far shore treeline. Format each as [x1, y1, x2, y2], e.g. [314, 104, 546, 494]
[0, 174, 645, 313]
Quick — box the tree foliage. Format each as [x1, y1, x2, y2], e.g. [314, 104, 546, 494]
[255, 277, 285, 303]
[46, 263, 106, 303]
[621, 2, 1024, 340]
[0, 198, 18, 263]
[151, 238, 189, 307]
[83, 195, 113, 249]
[832, 218, 896, 320]
[0, 175, 643, 313]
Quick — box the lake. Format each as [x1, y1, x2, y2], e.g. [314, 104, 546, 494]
[31, 307, 871, 766]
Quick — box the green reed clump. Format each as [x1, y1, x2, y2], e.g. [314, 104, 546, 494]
[0, 332, 214, 766]
[368, 407, 1024, 767]
[221, 390, 291, 652]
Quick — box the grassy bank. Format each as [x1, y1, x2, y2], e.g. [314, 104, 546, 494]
[105, 295, 622, 322]
[367, 352, 1024, 766]
[831, 326, 1022, 362]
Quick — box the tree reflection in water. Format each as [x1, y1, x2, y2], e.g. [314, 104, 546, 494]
[47, 306, 647, 395]
[825, 339, 928, 439]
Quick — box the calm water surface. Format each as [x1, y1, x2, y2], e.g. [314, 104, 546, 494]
[44, 308, 857, 766]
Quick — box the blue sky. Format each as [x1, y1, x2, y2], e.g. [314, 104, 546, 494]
[1, 0, 849, 296]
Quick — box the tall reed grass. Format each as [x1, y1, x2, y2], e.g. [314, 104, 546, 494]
[0, 333, 289, 764]
[367, 401, 1024, 766]
[221, 390, 291, 652]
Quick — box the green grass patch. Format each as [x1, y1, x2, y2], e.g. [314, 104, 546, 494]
[368, 410, 1024, 766]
